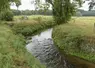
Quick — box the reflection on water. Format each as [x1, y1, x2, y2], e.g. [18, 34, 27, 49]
[26, 29, 71, 68]
[65, 55, 95, 68]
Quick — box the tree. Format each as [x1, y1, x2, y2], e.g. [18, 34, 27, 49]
[15, 1, 21, 10]
[34, 0, 83, 24]
[0, 0, 21, 21]
[0, 10, 14, 21]
[34, 0, 95, 24]
[0, 0, 20, 11]
[88, 0, 95, 11]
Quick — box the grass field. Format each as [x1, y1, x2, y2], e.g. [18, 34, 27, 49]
[52, 17, 95, 63]
[14, 15, 53, 21]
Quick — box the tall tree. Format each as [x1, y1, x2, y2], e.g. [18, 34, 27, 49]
[0, 0, 21, 12]
[34, 0, 83, 24]
[88, 0, 95, 11]
[34, 0, 95, 24]
[15, 1, 21, 10]
[0, 0, 21, 21]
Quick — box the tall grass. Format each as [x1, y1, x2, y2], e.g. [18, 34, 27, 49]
[12, 16, 56, 36]
[52, 17, 95, 63]
[0, 15, 56, 68]
[0, 24, 46, 68]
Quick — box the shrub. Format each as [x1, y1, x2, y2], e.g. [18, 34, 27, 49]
[0, 10, 14, 21]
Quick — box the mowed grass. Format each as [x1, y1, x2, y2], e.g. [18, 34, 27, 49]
[52, 17, 95, 63]
[0, 24, 46, 68]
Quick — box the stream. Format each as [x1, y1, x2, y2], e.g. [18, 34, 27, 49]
[26, 29, 95, 68]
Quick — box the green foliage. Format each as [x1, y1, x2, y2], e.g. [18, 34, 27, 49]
[0, 10, 14, 21]
[36, 0, 82, 24]
[15, 0, 21, 10]
[0, 0, 21, 11]
[0, 24, 46, 68]
[12, 9, 52, 15]
[53, 0, 76, 24]
[12, 10, 21, 15]
[0, 0, 21, 21]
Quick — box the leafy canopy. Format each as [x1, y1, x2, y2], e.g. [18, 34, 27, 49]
[0, 0, 21, 21]
[34, 0, 95, 24]
[34, 0, 83, 24]
[0, 0, 21, 11]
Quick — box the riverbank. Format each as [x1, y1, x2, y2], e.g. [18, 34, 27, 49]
[52, 17, 95, 63]
[1, 16, 95, 68]
[0, 23, 46, 68]
[0, 15, 56, 68]
[12, 15, 56, 37]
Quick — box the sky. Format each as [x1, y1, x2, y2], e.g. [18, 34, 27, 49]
[11, 0, 35, 10]
[10, 0, 91, 11]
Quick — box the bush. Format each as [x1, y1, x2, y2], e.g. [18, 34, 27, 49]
[0, 10, 14, 21]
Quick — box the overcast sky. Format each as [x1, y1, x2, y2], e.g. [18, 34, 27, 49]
[10, 0, 91, 11]
[11, 0, 35, 10]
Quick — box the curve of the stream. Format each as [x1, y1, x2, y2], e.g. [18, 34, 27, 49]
[26, 29, 95, 68]
[26, 29, 74, 68]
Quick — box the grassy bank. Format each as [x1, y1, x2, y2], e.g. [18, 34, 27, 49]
[52, 17, 95, 63]
[0, 15, 56, 68]
[12, 15, 55, 36]
[0, 23, 46, 68]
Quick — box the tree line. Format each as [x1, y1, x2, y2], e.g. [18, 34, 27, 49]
[12, 9, 52, 15]
[78, 9, 95, 16]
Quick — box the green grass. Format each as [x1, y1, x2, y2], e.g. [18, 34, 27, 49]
[52, 17, 95, 63]
[12, 15, 56, 36]
[0, 15, 56, 68]
[2, 16, 95, 67]
[14, 15, 53, 21]
[0, 24, 46, 68]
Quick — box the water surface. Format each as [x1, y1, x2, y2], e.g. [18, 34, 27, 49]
[26, 29, 71, 68]
[26, 29, 95, 68]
